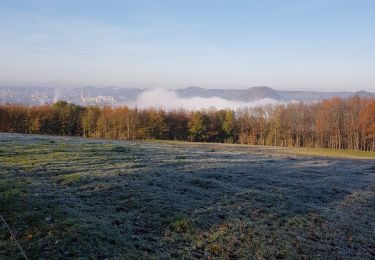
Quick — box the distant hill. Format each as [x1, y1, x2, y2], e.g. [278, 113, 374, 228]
[176, 86, 374, 102]
[0, 85, 374, 105]
[176, 86, 281, 101]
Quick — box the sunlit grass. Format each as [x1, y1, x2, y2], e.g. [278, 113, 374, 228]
[289, 147, 375, 159]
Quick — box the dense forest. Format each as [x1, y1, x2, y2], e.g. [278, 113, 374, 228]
[0, 96, 374, 151]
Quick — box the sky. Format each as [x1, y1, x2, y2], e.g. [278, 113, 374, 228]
[0, 0, 374, 91]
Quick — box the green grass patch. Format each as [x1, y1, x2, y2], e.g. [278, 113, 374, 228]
[0, 179, 25, 204]
[169, 215, 189, 233]
[2, 188, 23, 200]
[56, 173, 83, 185]
[110, 146, 131, 153]
[175, 155, 187, 160]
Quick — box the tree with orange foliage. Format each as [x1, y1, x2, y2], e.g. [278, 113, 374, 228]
[0, 106, 10, 132]
[316, 98, 345, 149]
[360, 99, 375, 151]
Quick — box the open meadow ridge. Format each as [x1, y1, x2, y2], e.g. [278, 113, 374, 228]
[0, 133, 374, 259]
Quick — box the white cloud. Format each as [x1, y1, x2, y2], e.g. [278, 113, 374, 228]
[134, 88, 278, 110]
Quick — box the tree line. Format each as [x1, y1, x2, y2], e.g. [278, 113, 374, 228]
[0, 96, 374, 151]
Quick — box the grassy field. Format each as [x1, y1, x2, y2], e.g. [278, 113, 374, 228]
[150, 139, 375, 160]
[0, 133, 374, 259]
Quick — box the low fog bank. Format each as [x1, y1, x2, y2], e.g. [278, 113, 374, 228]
[134, 88, 279, 110]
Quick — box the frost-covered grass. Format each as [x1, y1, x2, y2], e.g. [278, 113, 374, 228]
[0, 133, 374, 259]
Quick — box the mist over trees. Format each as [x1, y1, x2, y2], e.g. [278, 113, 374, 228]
[0, 97, 374, 151]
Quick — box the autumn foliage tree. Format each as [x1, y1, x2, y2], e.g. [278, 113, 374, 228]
[0, 96, 374, 151]
[188, 111, 209, 142]
[360, 99, 375, 151]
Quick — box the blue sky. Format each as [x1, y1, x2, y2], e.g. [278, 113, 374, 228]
[0, 0, 374, 91]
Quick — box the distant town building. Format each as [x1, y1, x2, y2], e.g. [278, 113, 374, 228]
[81, 91, 115, 105]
